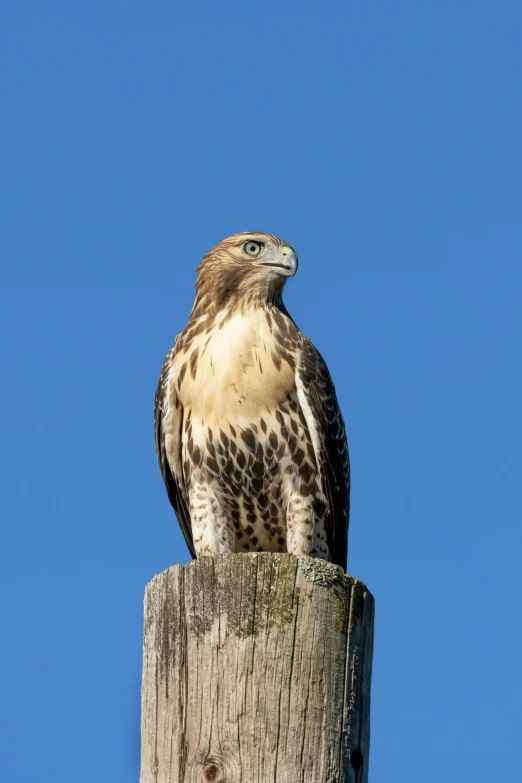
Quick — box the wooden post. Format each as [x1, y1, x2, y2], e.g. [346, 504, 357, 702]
[140, 553, 374, 783]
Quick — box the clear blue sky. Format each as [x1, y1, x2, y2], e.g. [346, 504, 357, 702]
[1, 1, 521, 780]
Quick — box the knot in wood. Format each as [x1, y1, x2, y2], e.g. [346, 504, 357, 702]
[202, 758, 224, 782]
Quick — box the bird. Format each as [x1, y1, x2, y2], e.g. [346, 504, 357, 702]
[154, 232, 350, 569]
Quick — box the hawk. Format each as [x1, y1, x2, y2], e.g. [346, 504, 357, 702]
[154, 232, 350, 569]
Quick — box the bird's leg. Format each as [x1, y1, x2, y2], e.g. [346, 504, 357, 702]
[285, 491, 327, 560]
[189, 478, 235, 556]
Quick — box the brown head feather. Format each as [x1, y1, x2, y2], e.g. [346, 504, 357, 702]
[191, 232, 297, 317]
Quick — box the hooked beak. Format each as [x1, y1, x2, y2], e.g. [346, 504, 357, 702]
[254, 246, 298, 277]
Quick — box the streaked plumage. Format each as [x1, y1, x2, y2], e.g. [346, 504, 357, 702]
[154, 232, 350, 569]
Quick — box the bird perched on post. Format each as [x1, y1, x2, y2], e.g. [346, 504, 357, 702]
[154, 232, 350, 569]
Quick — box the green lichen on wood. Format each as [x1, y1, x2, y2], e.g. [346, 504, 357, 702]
[179, 553, 299, 639]
[331, 580, 350, 634]
[297, 556, 344, 587]
[149, 554, 372, 642]
[263, 553, 298, 632]
[218, 553, 260, 638]
[298, 556, 350, 633]
[218, 553, 298, 638]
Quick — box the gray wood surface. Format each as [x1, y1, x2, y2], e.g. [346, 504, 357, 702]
[140, 553, 374, 783]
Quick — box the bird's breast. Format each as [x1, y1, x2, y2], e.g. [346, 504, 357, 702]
[173, 310, 296, 425]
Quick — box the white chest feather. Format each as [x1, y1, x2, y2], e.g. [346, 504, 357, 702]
[173, 311, 295, 425]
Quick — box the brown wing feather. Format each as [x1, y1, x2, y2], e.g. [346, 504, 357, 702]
[297, 336, 350, 571]
[154, 342, 195, 558]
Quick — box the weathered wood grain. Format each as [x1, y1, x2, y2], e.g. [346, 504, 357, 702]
[141, 553, 374, 783]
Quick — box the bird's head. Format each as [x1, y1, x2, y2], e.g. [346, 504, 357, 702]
[192, 232, 298, 316]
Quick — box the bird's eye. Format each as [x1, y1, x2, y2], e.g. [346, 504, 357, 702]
[243, 240, 263, 257]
